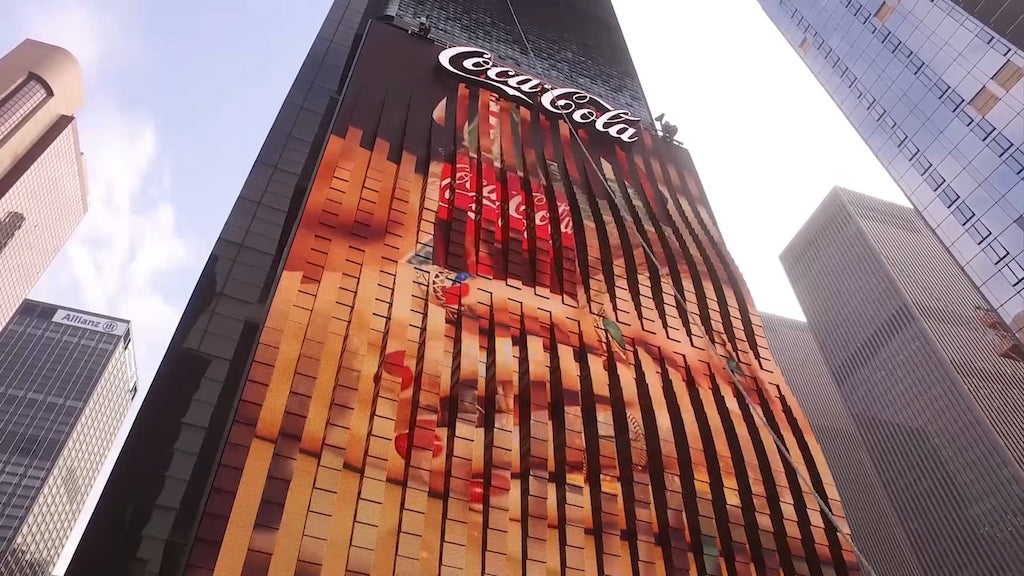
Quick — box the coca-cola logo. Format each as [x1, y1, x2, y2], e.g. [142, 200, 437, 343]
[439, 161, 574, 247]
[438, 46, 640, 144]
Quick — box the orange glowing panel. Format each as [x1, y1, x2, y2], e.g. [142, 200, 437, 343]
[186, 21, 860, 576]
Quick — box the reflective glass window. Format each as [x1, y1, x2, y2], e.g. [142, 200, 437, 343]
[982, 246, 1006, 277]
[0, 76, 50, 141]
[953, 203, 976, 225]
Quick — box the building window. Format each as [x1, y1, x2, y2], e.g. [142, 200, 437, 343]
[0, 75, 51, 141]
[988, 133, 1012, 157]
[1009, 149, 1024, 174]
[938, 185, 959, 207]
[970, 86, 1001, 116]
[798, 36, 811, 54]
[984, 239, 1009, 263]
[931, 79, 950, 98]
[943, 91, 965, 111]
[0, 211, 25, 254]
[993, 61, 1024, 91]
[967, 221, 991, 243]
[972, 117, 995, 140]
[909, 54, 924, 73]
[925, 171, 946, 191]
[900, 139, 919, 160]
[875, 1, 898, 23]
[1002, 259, 1024, 286]
[952, 203, 975, 225]
[913, 155, 932, 175]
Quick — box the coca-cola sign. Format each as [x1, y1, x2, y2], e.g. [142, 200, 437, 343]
[438, 46, 641, 145]
[439, 160, 575, 248]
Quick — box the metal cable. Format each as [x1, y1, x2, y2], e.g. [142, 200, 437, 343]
[499, 1, 875, 572]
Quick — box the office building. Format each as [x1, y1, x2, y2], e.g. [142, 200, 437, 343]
[0, 40, 88, 330]
[70, 4, 860, 575]
[761, 313, 923, 576]
[0, 300, 136, 576]
[757, 0, 1024, 350]
[780, 187, 1024, 575]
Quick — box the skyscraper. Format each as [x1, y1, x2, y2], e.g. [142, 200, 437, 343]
[780, 187, 1024, 575]
[70, 4, 859, 575]
[761, 313, 922, 576]
[757, 0, 1024, 350]
[0, 300, 136, 576]
[0, 39, 88, 330]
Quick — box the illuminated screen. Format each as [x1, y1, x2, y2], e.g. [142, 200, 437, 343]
[186, 21, 859, 576]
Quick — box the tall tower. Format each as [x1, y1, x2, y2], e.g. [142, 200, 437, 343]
[780, 187, 1024, 575]
[0, 300, 136, 576]
[757, 0, 1024, 350]
[761, 313, 922, 576]
[70, 4, 859, 575]
[0, 39, 88, 330]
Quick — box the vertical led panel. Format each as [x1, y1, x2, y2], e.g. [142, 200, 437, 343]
[186, 22, 858, 576]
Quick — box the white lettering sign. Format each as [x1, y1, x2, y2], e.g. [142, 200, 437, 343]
[438, 46, 641, 144]
[52, 309, 128, 336]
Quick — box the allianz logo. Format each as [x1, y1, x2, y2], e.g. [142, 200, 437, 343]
[59, 313, 119, 333]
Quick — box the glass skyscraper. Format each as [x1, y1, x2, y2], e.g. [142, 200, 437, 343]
[69, 2, 861, 575]
[0, 300, 136, 576]
[757, 0, 1024, 352]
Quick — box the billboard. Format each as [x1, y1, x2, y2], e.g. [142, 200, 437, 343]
[185, 21, 859, 576]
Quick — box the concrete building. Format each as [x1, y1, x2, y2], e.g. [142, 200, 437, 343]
[758, 0, 1024, 350]
[0, 39, 88, 331]
[779, 187, 1024, 575]
[761, 313, 922, 576]
[0, 300, 135, 576]
[68, 3, 860, 575]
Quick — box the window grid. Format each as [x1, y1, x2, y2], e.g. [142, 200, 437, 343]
[0, 77, 50, 141]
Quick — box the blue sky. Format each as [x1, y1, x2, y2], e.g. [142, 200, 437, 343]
[4, 0, 336, 384]
[5, 0, 905, 389]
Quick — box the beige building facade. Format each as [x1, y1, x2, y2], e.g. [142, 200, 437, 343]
[0, 39, 87, 330]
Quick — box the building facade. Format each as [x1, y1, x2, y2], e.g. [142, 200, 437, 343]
[780, 187, 1024, 575]
[0, 300, 136, 576]
[70, 4, 858, 575]
[757, 0, 1024, 350]
[0, 40, 88, 330]
[761, 313, 922, 576]
[946, 1, 1024, 53]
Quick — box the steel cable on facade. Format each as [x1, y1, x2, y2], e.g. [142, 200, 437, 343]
[499, 1, 875, 572]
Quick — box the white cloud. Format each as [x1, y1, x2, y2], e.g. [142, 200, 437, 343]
[43, 106, 195, 383]
[13, 0, 197, 385]
[11, 0, 141, 74]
